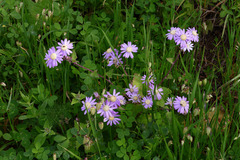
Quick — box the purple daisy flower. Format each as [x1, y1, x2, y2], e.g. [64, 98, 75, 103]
[141, 75, 155, 90]
[174, 29, 191, 48]
[129, 93, 141, 103]
[186, 27, 199, 42]
[125, 84, 139, 97]
[166, 27, 180, 40]
[81, 96, 97, 115]
[103, 48, 118, 60]
[165, 97, 174, 106]
[44, 47, 63, 68]
[181, 41, 194, 52]
[103, 113, 121, 126]
[107, 52, 123, 67]
[173, 96, 189, 114]
[142, 96, 153, 109]
[104, 89, 121, 107]
[155, 88, 163, 100]
[97, 100, 117, 118]
[118, 95, 126, 105]
[120, 42, 138, 59]
[56, 39, 74, 57]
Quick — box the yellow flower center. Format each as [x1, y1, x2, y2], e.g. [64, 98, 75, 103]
[130, 88, 134, 92]
[126, 47, 133, 53]
[170, 30, 176, 35]
[50, 53, 57, 60]
[103, 105, 110, 111]
[110, 96, 117, 102]
[113, 58, 118, 64]
[106, 48, 112, 53]
[180, 34, 187, 41]
[133, 96, 138, 101]
[85, 102, 91, 109]
[61, 45, 67, 51]
[192, 31, 197, 36]
[109, 116, 114, 121]
[145, 99, 151, 105]
[180, 100, 187, 107]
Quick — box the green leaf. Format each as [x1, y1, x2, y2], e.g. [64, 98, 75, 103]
[76, 16, 83, 24]
[10, 11, 21, 19]
[54, 23, 61, 30]
[34, 133, 46, 150]
[3, 133, 12, 140]
[54, 135, 67, 142]
[84, 76, 92, 85]
[116, 151, 124, 158]
[116, 138, 125, 146]
[166, 58, 174, 64]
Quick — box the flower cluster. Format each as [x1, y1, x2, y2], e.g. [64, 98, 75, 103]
[44, 39, 73, 68]
[165, 96, 189, 114]
[103, 42, 138, 67]
[166, 27, 199, 52]
[124, 75, 163, 109]
[82, 89, 124, 126]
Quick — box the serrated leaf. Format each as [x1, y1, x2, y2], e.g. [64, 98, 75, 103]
[76, 16, 83, 24]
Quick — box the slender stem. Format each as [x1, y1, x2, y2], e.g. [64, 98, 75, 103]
[64, 56, 113, 85]
[157, 51, 181, 87]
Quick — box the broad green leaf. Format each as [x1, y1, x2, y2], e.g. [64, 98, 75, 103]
[54, 135, 67, 142]
[10, 11, 21, 19]
[34, 133, 46, 150]
[3, 133, 12, 140]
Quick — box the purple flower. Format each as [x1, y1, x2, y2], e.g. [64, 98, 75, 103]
[93, 92, 100, 99]
[120, 42, 138, 59]
[103, 113, 121, 126]
[125, 84, 139, 97]
[142, 96, 153, 109]
[103, 48, 118, 60]
[56, 39, 74, 57]
[165, 97, 174, 106]
[104, 89, 121, 107]
[118, 95, 126, 105]
[155, 88, 163, 100]
[129, 93, 141, 103]
[141, 75, 155, 90]
[81, 97, 97, 115]
[108, 51, 123, 67]
[174, 29, 191, 48]
[97, 100, 117, 118]
[166, 27, 180, 40]
[186, 27, 199, 42]
[44, 47, 63, 68]
[173, 96, 189, 114]
[181, 41, 193, 52]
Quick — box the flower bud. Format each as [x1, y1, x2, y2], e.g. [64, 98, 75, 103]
[83, 135, 90, 144]
[187, 134, 193, 142]
[101, 89, 106, 96]
[1, 82, 6, 87]
[98, 122, 104, 130]
[15, 6, 20, 13]
[42, 8, 46, 16]
[203, 78, 207, 85]
[193, 108, 200, 116]
[38, 34, 41, 39]
[96, 102, 102, 111]
[53, 153, 57, 160]
[198, 80, 202, 86]
[84, 143, 91, 152]
[20, 2, 23, 8]
[206, 126, 211, 136]
[168, 140, 173, 146]
[36, 14, 40, 20]
[90, 107, 96, 115]
[43, 22, 46, 27]
[19, 70, 23, 78]
[183, 127, 188, 135]
[178, 77, 182, 82]
[93, 92, 100, 99]
[45, 15, 48, 21]
[48, 10, 53, 17]
[206, 94, 212, 100]
[181, 139, 184, 145]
